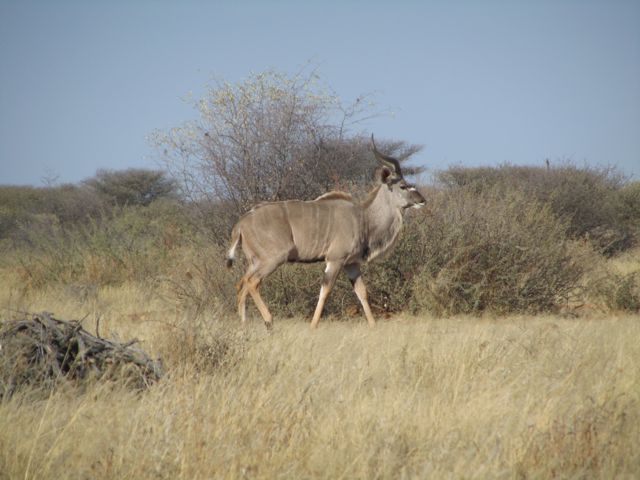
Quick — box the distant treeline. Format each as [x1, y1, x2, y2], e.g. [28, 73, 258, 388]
[0, 168, 177, 240]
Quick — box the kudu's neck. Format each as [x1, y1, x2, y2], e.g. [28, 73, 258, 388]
[362, 185, 404, 262]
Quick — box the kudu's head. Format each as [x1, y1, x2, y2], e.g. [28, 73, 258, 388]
[371, 135, 426, 210]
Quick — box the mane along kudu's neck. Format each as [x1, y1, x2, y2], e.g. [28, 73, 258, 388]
[362, 185, 404, 262]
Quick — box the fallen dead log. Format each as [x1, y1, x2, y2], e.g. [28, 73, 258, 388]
[0, 312, 163, 398]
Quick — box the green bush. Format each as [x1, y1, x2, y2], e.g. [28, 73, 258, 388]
[0, 186, 51, 243]
[84, 169, 178, 207]
[410, 187, 583, 315]
[589, 271, 640, 313]
[362, 217, 428, 313]
[436, 163, 637, 256]
[619, 181, 640, 232]
[0, 206, 27, 244]
[611, 273, 640, 312]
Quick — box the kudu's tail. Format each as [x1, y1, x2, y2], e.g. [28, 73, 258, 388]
[226, 225, 241, 269]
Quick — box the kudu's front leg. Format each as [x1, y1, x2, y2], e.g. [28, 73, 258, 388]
[310, 261, 342, 329]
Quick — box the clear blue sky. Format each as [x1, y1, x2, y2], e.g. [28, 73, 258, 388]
[1, 0, 639, 186]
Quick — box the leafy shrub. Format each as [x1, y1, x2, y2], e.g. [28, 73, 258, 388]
[0, 205, 27, 244]
[41, 184, 104, 226]
[436, 163, 637, 255]
[610, 273, 640, 312]
[0, 186, 50, 217]
[362, 216, 428, 313]
[84, 169, 178, 207]
[619, 180, 640, 232]
[589, 271, 640, 313]
[411, 187, 583, 315]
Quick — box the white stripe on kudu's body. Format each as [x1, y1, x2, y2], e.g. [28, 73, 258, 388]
[226, 135, 426, 329]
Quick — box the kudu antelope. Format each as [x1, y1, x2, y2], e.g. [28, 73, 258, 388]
[226, 135, 426, 328]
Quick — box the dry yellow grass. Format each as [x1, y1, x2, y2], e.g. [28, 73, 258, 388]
[1, 279, 639, 479]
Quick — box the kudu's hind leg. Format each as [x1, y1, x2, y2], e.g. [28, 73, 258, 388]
[246, 260, 280, 329]
[237, 279, 249, 324]
[345, 264, 376, 327]
[246, 277, 273, 328]
[237, 264, 258, 324]
[310, 261, 342, 329]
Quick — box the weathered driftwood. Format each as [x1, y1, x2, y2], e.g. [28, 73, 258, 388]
[0, 312, 163, 397]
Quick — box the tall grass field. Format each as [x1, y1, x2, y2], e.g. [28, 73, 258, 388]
[0, 280, 638, 479]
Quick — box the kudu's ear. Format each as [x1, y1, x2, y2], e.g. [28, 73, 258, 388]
[379, 166, 394, 184]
